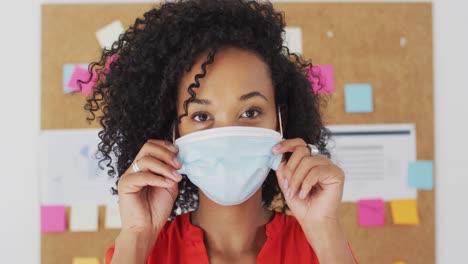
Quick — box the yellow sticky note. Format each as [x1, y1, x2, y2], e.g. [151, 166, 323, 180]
[390, 199, 419, 225]
[72, 257, 100, 264]
[393, 261, 406, 264]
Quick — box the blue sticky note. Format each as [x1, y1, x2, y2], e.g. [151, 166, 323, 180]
[408, 161, 434, 190]
[345, 84, 373, 113]
[63, 63, 89, 94]
[63, 64, 76, 94]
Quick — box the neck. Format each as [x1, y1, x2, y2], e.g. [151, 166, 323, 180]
[190, 189, 274, 257]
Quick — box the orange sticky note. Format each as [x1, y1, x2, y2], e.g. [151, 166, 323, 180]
[390, 199, 419, 225]
[72, 257, 100, 264]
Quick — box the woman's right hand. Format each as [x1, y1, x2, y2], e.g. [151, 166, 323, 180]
[117, 139, 183, 235]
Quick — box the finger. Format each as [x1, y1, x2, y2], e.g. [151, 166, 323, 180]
[276, 156, 288, 192]
[284, 145, 313, 181]
[118, 171, 177, 194]
[285, 150, 331, 185]
[288, 155, 334, 199]
[148, 139, 178, 153]
[272, 138, 307, 154]
[287, 156, 314, 199]
[298, 166, 325, 199]
[136, 155, 183, 182]
[134, 141, 182, 170]
[298, 165, 345, 199]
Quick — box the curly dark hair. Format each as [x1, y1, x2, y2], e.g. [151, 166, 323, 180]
[83, 0, 330, 220]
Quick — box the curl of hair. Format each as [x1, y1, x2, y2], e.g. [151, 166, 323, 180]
[84, 0, 330, 220]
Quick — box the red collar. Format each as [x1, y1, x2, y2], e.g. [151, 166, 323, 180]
[181, 211, 284, 243]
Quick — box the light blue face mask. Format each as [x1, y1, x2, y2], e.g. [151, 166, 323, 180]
[173, 107, 285, 206]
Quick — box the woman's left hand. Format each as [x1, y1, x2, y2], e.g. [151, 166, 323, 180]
[272, 138, 346, 225]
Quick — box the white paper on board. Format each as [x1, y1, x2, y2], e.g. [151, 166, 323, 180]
[39, 129, 118, 205]
[326, 124, 417, 202]
[283, 26, 303, 54]
[95, 20, 125, 50]
[105, 203, 122, 229]
[69, 204, 99, 232]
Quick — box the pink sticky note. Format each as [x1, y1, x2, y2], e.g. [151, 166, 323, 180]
[357, 199, 385, 227]
[67, 65, 98, 96]
[103, 54, 119, 76]
[307, 64, 335, 94]
[41, 205, 67, 233]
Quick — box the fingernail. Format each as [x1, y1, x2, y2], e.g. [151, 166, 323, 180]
[283, 179, 289, 190]
[165, 178, 174, 184]
[299, 190, 305, 199]
[172, 170, 182, 180]
[170, 145, 178, 153]
[173, 157, 181, 167]
[286, 189, 291, 198]
[273, 144, 282, 151]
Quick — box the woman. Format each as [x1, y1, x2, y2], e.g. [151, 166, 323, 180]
[84, 0, 359, 263]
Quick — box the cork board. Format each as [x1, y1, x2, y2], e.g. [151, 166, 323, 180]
[41, 2, 434, 264]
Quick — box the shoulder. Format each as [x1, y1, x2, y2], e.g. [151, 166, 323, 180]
[269, 212, 359, 264]
[152, 212, 203, 249]
[105, 213, 193, 264]
[266, 211, 312, 248]
[271, 211, 300, 225]
[267, 211, 305, 237]
[157, 213, 189, 240]
[258, 211, 320, 263]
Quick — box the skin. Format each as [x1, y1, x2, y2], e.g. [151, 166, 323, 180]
[176, 46, 278, 263]
[111, 46, 355, 264]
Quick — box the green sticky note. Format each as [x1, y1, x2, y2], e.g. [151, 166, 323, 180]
[345, 83, 373, 113]
[408, 160, 434, 190]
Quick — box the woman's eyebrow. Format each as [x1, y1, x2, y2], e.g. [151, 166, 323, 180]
[191, 98, 211, 105]
[239, 91, 268, 102]
[191, 91, 268, 105]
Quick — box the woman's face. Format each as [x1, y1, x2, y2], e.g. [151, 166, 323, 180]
[176, 47, 278, 137]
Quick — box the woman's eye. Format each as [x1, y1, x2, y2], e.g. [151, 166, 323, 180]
[241, 108, 262, 118]
[192, 108, 262, 123]
[192, 112, 210, 122]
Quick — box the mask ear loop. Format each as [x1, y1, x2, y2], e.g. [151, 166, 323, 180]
[172, 122, 176, 145]
[278, 105, 284, 139]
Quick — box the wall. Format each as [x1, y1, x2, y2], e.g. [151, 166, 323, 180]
[0, 0, 466, 263]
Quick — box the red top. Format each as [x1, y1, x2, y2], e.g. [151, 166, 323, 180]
[106, 211, 359, 263]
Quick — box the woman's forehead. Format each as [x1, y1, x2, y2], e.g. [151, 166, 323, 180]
[177, 47, 274, 102]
